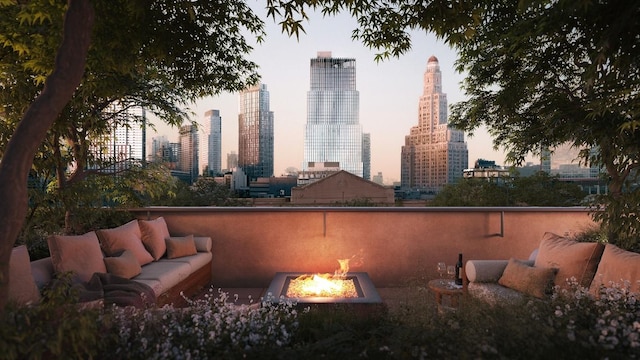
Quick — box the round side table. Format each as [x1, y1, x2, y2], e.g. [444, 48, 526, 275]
[428, 279, 464, 312]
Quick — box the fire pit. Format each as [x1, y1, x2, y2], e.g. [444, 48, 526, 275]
[265, 272, 382, 304]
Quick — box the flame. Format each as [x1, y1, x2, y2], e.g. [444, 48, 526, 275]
[287, 273, 358, 298]
[285, 258, 360, 298]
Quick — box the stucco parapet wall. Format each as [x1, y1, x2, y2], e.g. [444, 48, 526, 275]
[128, 207, 596, 288]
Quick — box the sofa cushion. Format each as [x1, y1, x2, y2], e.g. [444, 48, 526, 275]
[139, 217, 170, 261]
[9, 245, 41, 305]
[166, 235, 197, 259]
[97, 220, 153, 266]
[104, 250, 141, 279]
[589, 244, 640, 295]
[498, 258, 557, 299]
[133, 261, 193, 295]
[47, 231, 106, 283]
[467, 282, 527, 306]
[534, 232, 604, 289]
[164, 252, 213, 271]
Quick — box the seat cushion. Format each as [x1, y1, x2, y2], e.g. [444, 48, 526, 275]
[133, 261, 193, 294]
[467, 283, 527, 306]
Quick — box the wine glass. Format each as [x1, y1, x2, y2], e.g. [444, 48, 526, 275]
[437, 262, 447, 278]
[447, 265, 456, 280]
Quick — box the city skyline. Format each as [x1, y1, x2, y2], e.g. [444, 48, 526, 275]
[147, 7, 511, 184]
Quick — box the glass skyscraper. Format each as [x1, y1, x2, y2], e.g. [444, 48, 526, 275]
[178, 124, 198, 184]
[238, 83, 274, 180]
[401, 56, 468, 192]
[200, 109, 222, 176]
[304, 51, 363, 177]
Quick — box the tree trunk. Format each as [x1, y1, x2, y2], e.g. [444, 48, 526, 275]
[0, 0, 94, 312]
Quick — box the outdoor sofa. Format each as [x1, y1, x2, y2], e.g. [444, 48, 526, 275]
[8, 217, 212, 307]
[465, 232, 640, 305]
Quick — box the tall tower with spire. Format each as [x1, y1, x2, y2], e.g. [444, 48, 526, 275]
[400, 56, 468, 192]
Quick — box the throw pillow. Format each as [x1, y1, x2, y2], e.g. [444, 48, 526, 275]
[104, 250, 142, 279]
[498, 258, 557, 299]
[139, 217, 170, 261]
[589, 244, 640, 296]
[534, 232, 604, 289]
[166, 235, 197, 259]
[47, 231, 106, 283]
[96, 220, 153, 266]
[8, 245, 41, 305]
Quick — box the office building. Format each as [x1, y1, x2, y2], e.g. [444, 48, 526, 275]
[178, 124, 198, 184]
[304, 51, 364, 177]
[362, 133, 371, 180]
[200, 110, 222, 176]
[92, 105, 146, 173]
[227, 151, 238, 171]
[238, 84, 274, 181]
[401, 56, 468, 193]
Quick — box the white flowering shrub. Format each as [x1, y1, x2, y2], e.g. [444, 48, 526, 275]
[543, 279, 640, 356]
[101, 288, 304, 360]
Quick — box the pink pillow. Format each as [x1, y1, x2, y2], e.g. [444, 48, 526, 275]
[166, 235, 197, 259]
[104, 250, 141, 279]
[47, 231, 106, 283]
[139, 217, 170, 261]
[96, 220, 153, 266]
[534, 232, 604, 289]
[9, 245, 41, 305]
[499, 258, 557, 299]
[589, 244, 640, 295]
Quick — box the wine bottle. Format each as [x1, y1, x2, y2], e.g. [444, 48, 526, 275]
[455, 253, 463, 286]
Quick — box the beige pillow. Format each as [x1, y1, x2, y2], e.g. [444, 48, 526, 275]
[534, 232, 604, 289]
[499, 258, 557, 299]
[96, 220, 153, 266]
[139, 217, 170, 261]
[8, 245, 41, 305]
[104, 250, 141, 279]
[47, 231, 106, 283]
[166, 235, 197, 259]
[589, 244, 640, 296]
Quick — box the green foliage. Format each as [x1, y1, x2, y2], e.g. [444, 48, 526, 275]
[0, 0, 266, 240]
[431, 178, 510, 206]
[337, 197, 378, 207]
[17, 163, 178, 253]
[189, 177, 245, 206]
[153, 177, 244, 206]
[510, 172, 589, 206]
[0, 273, 105, 360]
[432, 172, 587, 206]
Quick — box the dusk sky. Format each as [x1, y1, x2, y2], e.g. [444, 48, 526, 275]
[149, 4, 515, 184]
